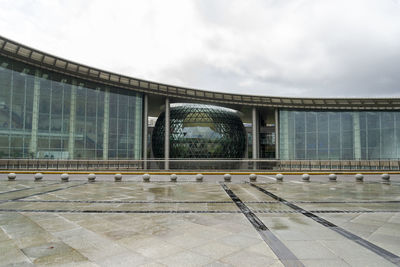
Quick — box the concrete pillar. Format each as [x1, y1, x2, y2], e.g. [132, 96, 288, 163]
[8, 69, 13, 158]
[29, 70, 41, 157]
[275, 108, 279, 159]
[134, 93, 142, 159]
[143, 94, 148, 169]
[165, 97, 170, 170]
[353, 112, 361, 160]
[68, 80, 77, 159]
[280, 110, 290, 160]
[252, 107, 258, 159]
[252, 107, 259, 170]
[102, 88, 110, 160]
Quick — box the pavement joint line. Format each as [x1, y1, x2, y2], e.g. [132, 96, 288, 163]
[0, 186, 33, 195]
[258, 175, 277, 181]
[0, 209, 242, 214]
[248, 182, 400, 266]
[12, 200, 235, 204]
[11, 199, 398, 204]
[0, 182, 61, 195]
[291, 200, 400, 204]
[309, 210, 400, 213]
[0, 208, 398, 214]
[0, 182, 88, 203]
[219, 182, 304, 267]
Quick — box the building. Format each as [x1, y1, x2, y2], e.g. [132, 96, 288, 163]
[0, 35, 400, 166]
[152, 104, 247, 159]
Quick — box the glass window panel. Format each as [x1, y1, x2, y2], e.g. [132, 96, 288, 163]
[0, 55, 143, 159]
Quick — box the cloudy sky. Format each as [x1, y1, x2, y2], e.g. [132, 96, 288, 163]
[1, 0, 400, 98]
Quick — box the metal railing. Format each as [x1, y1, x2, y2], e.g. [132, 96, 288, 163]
[0, 159, 399, 171]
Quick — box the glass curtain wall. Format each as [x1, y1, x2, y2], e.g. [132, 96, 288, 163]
[280, 110, 400, 160]
[0, 56, 142, 159]
[152, 104, 246, 158]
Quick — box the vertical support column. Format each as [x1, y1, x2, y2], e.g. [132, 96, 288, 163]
[95, 88, 99, 158]
[328, 113, 331, 159]
[353, 112, 361, 160]
[304, 113, 307, 159]
[316, 113, 319, 159]
[339, 113, 342, 159]
[68, 80, 77, 159]
[379, 113, 382, 159]
[252, 107, 259, 159]
[8, 67, 14, 158]
[280, 110, 290, 160]
[165, 97, 170, 170]
[103, 88, 110, 160]
[365, 114, 369, 159]
[29, 70, 41, 158]
[275, 108, 279, 159]
[252, 107, 258, 169]
[134, 93, 142, 159]
[395, 115, 398, 159]
[48, 80, 53, 151]
[23, 75, 27, 156]
[143, 94, 148, 169]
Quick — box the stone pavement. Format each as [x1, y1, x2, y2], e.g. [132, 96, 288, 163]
[0, 173, 399, 266]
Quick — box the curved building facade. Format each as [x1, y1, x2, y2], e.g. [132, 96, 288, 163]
[0, 35, 399, 163]
[0, 50, 143, 160]
[152, 104, 246, 158]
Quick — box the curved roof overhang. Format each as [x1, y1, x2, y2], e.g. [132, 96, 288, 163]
[1, 35, 399, 110]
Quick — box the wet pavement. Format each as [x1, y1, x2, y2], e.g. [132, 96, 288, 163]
[0, 173, 399, 266]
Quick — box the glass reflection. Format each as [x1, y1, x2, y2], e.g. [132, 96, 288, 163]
[0, 56, 143, 159]
[280, 110, 400, 160]
[152, 104, 246, 158]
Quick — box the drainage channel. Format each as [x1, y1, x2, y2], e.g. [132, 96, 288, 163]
[219, 182, 304, 267]
[248, 182, 400, 266]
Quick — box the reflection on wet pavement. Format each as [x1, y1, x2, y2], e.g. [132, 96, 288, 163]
[0, 174, 399, 266]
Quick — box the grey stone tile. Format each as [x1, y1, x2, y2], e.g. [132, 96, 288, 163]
[156, 250, 214, 267]
[284, 240, 338, 260]
[219, 250, 278, 266]
[0, 178, 399, 266]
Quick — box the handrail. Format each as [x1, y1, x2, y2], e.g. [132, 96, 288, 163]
[0, 159, 398, 171]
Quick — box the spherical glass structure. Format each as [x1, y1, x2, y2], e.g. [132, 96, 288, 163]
[152, 104, 246, 158]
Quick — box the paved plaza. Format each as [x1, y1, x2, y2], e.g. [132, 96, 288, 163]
[0, 173, 399, 266]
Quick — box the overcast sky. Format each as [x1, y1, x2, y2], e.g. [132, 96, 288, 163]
[1, 0, 400, 98]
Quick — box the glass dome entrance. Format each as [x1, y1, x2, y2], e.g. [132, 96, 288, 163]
[152, 104, 247, 158]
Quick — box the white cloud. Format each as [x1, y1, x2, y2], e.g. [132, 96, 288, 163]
[0, 0, 399, 97]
